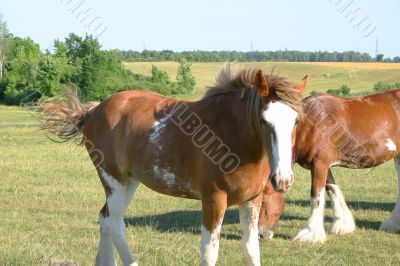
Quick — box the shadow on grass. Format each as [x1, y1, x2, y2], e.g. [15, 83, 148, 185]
[287, 199, 395, 212]
[355, 220, 382, 230]
[286, 199, 394, 231]
[125, 209, 241, 240]
[283, 212, 383, 230]
[124, 200, 393, 241]
[266, 219, 385, 241]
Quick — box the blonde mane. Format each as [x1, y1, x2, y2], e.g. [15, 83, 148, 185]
[204, 64, 303, 116]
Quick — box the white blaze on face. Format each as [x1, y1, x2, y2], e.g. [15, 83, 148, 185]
[262, 101, 297, 186]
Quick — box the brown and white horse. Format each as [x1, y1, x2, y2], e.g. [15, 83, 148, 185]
[259, 89, 400, 243]
[39, 66, 306, 265]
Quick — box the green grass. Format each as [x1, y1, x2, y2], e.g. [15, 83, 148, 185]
[124, 62, 400, 99]
[2, 78, 400, 265]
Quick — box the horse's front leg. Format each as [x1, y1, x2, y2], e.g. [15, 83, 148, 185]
[293, 161, 328, 243]
[200, 193, 227, 266]
[239, 195, 262, 266]
[381, 155, 400, 232]
[326, 169, 355, 235]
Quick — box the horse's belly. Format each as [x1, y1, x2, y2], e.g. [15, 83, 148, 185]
[135, 162, 200, 199]
[337, 137, 398, 168]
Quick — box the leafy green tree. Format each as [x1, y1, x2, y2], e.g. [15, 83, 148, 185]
[149, 65, 178, 95]
[176, 59, 196, 93]
[151, 65, 170, 84]
[3, 37, 40, 103]
[340, 84, 350, 96]
[0, 14, 10, 79]
[64, 33, 84, 64]
[53, 39, 68, 58]
[35, 55, 59, 96]
[326, 84, 351, 96]
[376, 54, 384, 62]
[0, 30, 203, 104]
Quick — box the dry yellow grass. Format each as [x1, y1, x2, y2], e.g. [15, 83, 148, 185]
[124, 61, 400, 99]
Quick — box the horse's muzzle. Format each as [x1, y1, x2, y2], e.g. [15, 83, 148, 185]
[258, 225, 274, 240]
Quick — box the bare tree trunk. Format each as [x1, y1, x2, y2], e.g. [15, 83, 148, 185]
[0, 14, 8, 80]
[0, 49, 4, 79]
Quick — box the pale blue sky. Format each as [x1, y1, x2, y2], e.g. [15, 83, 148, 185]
[1, 0, 399, 57]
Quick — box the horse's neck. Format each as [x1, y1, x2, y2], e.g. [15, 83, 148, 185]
[186, 97, 265, 159]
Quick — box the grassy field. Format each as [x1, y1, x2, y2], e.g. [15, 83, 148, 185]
[2, 62, 400, 265]
[124, 62, 400, 98]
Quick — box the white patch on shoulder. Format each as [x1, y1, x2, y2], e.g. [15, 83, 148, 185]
[149, 116, 168, 148]
[386, 138, 397, 152]
[153, 165, 176, 187]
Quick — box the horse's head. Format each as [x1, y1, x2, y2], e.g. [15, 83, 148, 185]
[254, 70, 307, 192]
[258, 180, 285, 239]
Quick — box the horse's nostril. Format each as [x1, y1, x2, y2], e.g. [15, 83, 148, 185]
[259, 230, 274, 240]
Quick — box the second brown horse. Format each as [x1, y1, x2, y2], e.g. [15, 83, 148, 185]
[259, 89, 400, 243]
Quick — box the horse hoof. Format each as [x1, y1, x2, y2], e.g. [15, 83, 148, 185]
[380, 217, 400, 232]
[293, 227, 326, 243]
[328, 218, 356, 235]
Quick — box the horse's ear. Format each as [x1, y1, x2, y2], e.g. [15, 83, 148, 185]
[295, 75, 308, 94]
[255, 70, 270, 97]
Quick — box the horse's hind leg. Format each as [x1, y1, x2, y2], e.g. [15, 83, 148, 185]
[380, 155, 400, 232]
[239, 196, 262, 266]
[97, 203, 116, 266]
[200, 194, 227, 266]
[326, 169, 356, 235]
[293, 161, 328, 243]
[96, 168, 140, 266]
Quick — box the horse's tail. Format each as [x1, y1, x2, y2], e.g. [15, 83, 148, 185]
[38, 90, 100, 143]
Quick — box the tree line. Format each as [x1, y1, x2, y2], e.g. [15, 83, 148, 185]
[0, 16, 196, 105]
[116, 49, 400, 63]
